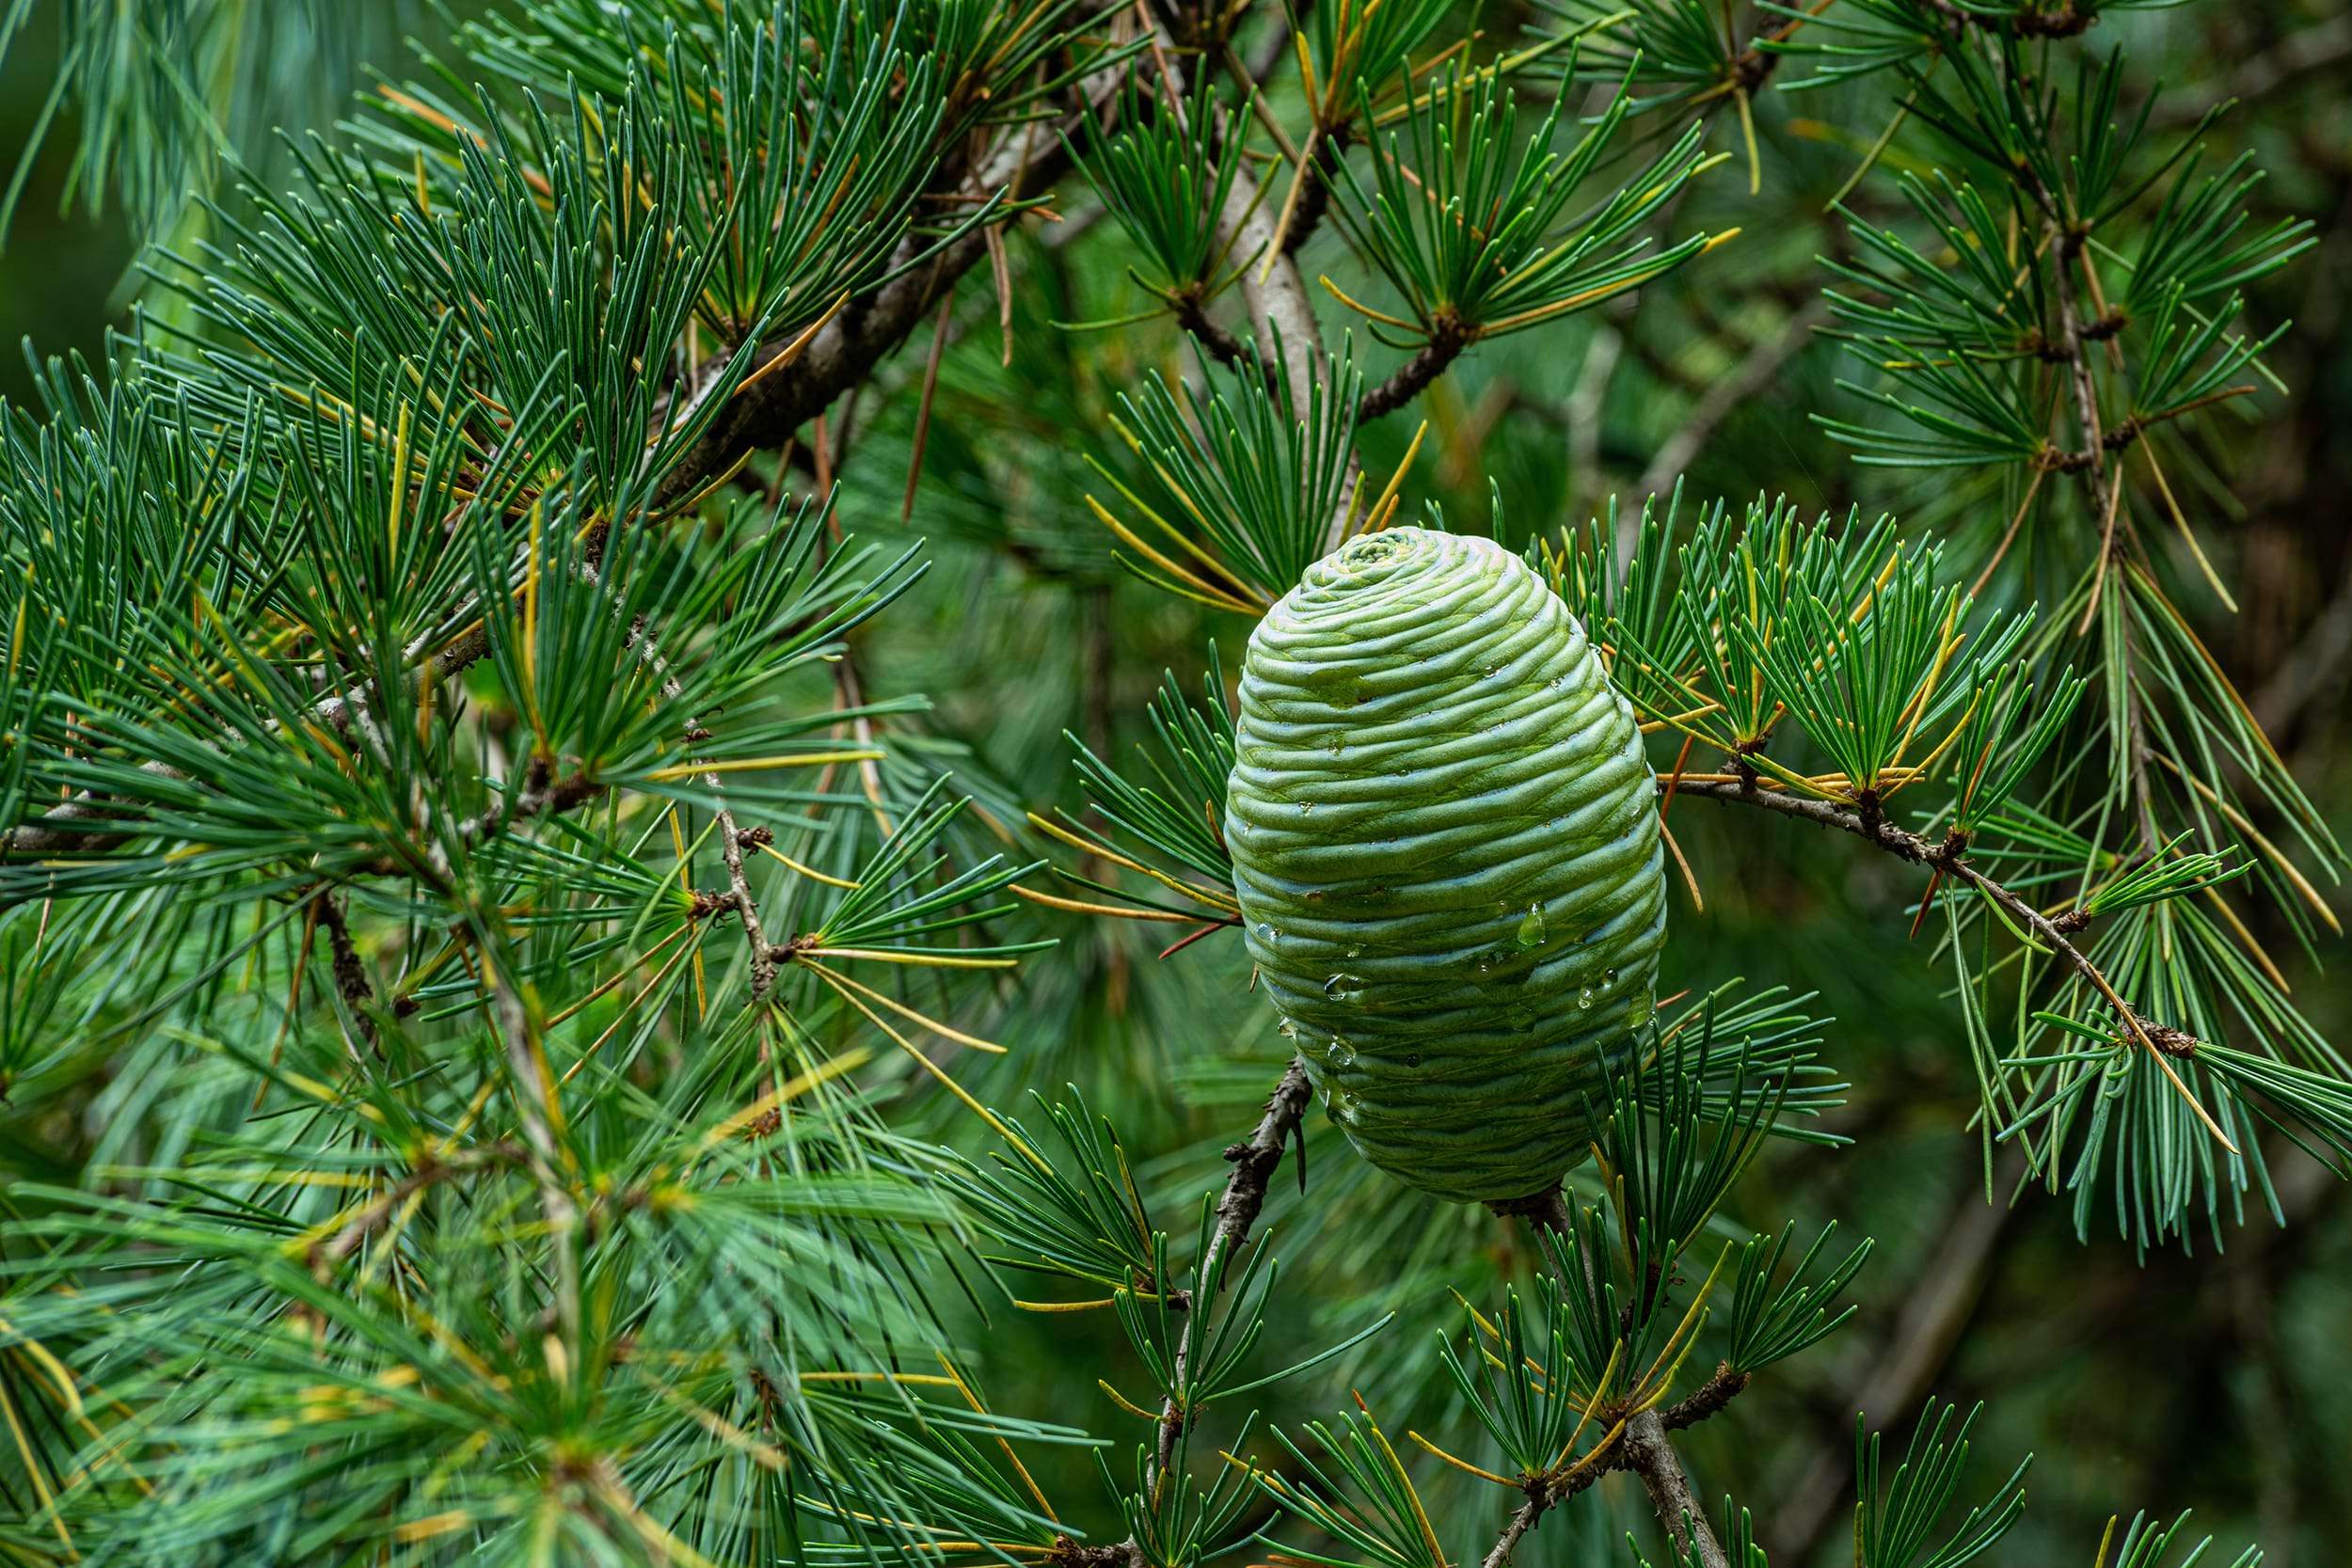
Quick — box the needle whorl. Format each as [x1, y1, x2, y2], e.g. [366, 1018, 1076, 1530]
[1223, 528, 1667, 1203]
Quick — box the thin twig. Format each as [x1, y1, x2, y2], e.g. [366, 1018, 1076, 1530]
[2050, 235, 2108, 497]
[1481, 1189, 1734, 1568]
[1661, 1362, 1753, 1431]
[486, 968, 582, 1354]
[1175, 295, 1258, 371]
[1359, 319, 1471, 423]
[1, 618, 493, 862]
[438, 764, 607, 854]
[1669, 777, 2233, 1148]
[649, 33, 1137, 512]
[314, 893, 381, 1050]
[1148, 1056, 1315, 1485]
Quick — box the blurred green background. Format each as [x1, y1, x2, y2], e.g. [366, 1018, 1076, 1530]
[4, 1, 2349, 1561]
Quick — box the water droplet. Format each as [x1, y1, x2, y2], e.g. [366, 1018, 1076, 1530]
[1404, 1053, 1422, 1069]
[1602, 967, 1618, 987]
[1332, 1089, 1360, 1124]
[1326, 733, 1346, 757]
[1327, 1036, 1357, 1069]
[1255, 922, 1274, 941]
[1577, 985, 1597, 1010]
[1324, 973, 1365, 1005]
[1506, 1003, 1536, 1032]
[1299, 800, 1314, 816]
[1344, 942, 1364, 958]
[1277, 1017, 1298, 1041]
[1481, 661, 1502, 679]
[1516, 901, 1548, 950]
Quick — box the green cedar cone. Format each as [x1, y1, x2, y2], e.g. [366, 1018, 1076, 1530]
[1224, 528, 1667, 1202]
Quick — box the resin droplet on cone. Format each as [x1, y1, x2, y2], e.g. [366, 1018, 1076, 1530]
[1223, 528, 1667, 1203]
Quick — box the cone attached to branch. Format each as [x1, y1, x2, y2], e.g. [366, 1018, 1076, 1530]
[1225, 528, 1668, 1203]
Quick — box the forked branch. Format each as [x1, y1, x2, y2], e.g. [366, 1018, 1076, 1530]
[1483, 1188, 1736, 1568]
[1668, 777, 2234, 1149]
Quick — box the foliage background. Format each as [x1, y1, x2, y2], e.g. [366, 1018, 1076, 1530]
[2, 0, 2348, 1561]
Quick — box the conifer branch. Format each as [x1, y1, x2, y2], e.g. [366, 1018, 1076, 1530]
[1486, 1187, 1733, 1568]
[1147, 1055, 1314, 1485]
[2049, 234, 2110, 498]
[0, 0, 2333, 1556]
[1618, 1411, 1730, 1568]
[438, 763, 607, 854]
[1661, 1363, 1754, 1431]
[310, 1143, 525, 1268]
[313, 892, 380, 1049]
[1667, 777, 2228, 1143]
[1480, 1454, 1617, 1568]
[651, 43, 1136, 511]
[1667, 780, 2100, 994]
[630, 606, 781, 997]
[1771, 1149, 2026, 1561]
[0, 623, 492, 861]
[1359, 316, 1471, 422]
[1167, 119, 1333, 414]
[486, 968, 585, 1354]
[2043, 226, 2164, 853]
